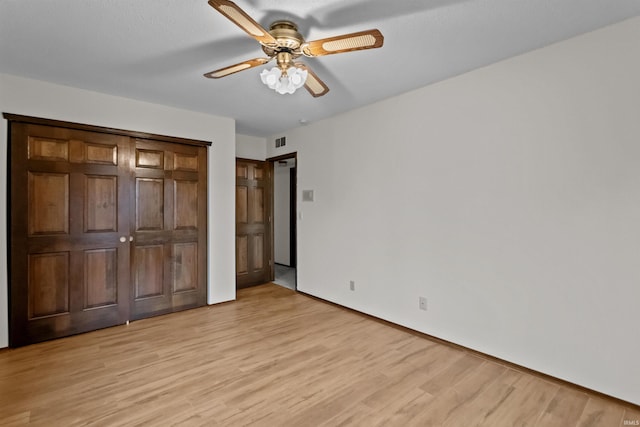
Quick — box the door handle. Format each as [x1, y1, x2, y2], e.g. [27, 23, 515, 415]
[119, 236, 127, 243]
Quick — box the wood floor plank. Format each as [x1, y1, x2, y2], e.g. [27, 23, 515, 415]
[318, 403, 381, 427]
[441, 365, 522, 425]
[480, 374, 559, 426]
[1, 412, 31, 426]
[0, 283, 636, 426]
[419, 352, 485, 395]
[577, 397, 625, 427]
[536, 386, 590, 427]
[416, 361, 508, 426]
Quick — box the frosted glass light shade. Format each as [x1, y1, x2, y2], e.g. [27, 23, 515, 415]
[260, 66, 308, 95]
[260, 67, 280, 89]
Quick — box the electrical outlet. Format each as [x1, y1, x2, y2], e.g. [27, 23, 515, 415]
[349, 281, 355, 291]
[419, 297, 427, 311]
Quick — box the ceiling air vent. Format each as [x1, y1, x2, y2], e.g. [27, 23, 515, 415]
[275, 136, 286, 148]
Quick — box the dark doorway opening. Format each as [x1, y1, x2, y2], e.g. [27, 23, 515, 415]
[269, 153, 297, 290]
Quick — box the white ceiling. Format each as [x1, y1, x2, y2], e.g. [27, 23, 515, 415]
[1, 0, 639, 137]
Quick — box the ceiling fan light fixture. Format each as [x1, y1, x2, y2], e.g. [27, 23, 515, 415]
[206, 2, 384, 98]
[260, 66, 308, 95]
[260, 67, 280, 88]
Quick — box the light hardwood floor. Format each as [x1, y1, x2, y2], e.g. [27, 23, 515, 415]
[0, 284, 638, 426]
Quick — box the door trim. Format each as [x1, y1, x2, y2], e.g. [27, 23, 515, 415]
[3, 113, 212, 147]
[289, 166, 297, 267]
[267, 152, 297, 283]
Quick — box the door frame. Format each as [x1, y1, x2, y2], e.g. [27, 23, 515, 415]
[289, 165, 297, 267]
[267, 152, 297, 284]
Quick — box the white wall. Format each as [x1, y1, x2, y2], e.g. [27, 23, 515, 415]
[267, 17, 640, 405]
[236, 134, 266, 160]
[274, 162, 292, 265]
[0, 74, 237, 348]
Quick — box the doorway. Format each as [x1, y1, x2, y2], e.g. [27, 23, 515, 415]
[269, 153, 297, 290]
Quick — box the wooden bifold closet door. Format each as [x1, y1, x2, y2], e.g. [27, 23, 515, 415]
[6, 114, 209, 347]
[131, 138, 208, 320]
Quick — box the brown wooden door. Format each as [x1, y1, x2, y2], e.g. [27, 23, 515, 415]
[236, 159, 272, 288]
[7, 114, 210, 347]
[131, 139, 208, 319]
[9, 123, 131, 347]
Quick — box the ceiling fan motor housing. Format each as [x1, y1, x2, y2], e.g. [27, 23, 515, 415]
[261, 20, 304, 58]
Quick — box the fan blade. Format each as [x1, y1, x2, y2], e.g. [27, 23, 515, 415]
[204, 58, 270, 79]
[302, 29, 384, 57]
[208, 0, 277, 46]
[295, 64, 330, 97]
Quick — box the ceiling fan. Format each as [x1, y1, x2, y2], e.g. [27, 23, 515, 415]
[204, 0, 384, 97]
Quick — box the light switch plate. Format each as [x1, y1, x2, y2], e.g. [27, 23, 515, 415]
[302, 190, 314, 202]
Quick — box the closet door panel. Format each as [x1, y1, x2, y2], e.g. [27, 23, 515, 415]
[130, 139, 207, 320]
[174, 180, 198, 229]
[136, 178, 165, 231]
[172, 242, 198, 293]
[134, 244, 165, 299]
[28, 172, 70, 235]
[84, 248, 118, 308]
[9, 123, 131, 346]
[85, 175, 118, 232]
[28, 252, 70, 318]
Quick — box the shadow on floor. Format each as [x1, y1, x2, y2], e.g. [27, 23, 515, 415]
[273, 264, 296, 290]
